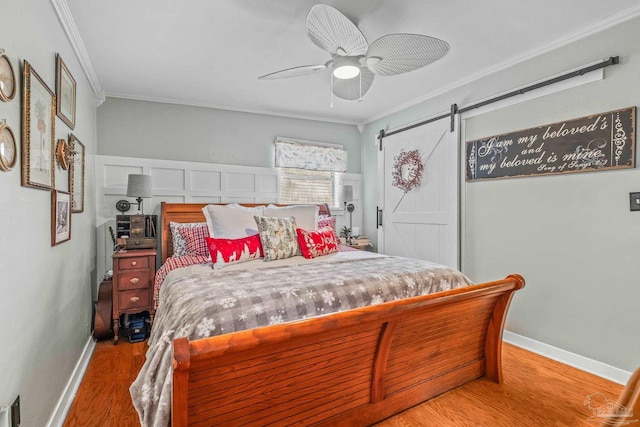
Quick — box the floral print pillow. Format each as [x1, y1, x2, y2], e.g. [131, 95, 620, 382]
[254, 216, 301, 261]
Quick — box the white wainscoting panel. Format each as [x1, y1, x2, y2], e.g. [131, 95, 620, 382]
[95, 155, 361, 288]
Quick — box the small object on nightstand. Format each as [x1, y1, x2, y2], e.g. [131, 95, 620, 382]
[116, 214, 157, 250]
[348, 235, 370, 250]
[112, 249, 156, 344]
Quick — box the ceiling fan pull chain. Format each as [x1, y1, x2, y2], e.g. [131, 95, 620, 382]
[359, 70, 362, 102]
[330, 73, 334, 108]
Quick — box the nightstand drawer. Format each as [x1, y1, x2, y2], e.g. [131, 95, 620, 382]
[130, 227, 145, 237]
[117, 270, 149, 290]
[124, 238, 156, 249]
[118, 290, 150, 311]
[117, 256, 149, 270]
[130, 215, 145, 226]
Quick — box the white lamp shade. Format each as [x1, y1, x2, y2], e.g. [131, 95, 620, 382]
[342, 185, 353, 203]
[126, 174, 153, 198]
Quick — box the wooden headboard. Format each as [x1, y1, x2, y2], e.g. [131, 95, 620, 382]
[160, 202, 331, 263]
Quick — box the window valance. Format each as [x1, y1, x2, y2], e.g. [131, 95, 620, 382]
[275, 140, 347, 172]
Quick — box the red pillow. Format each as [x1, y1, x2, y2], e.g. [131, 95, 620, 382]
[205, 235, 263, 269]
[296, 227, 338, 259]
[317, 216, 338, 240]
[180, 225, 210, 257]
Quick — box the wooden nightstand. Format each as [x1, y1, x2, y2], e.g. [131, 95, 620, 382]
[112, 249, 156, 344]
[346, 243, 369, 250]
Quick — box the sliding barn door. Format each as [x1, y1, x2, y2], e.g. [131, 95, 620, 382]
[377, 118, 459, 268]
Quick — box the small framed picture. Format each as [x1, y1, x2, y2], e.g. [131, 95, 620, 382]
[22, 60, 55, 190]
[69, 134, 85, 213]
[52, 190, 72, 246]
[0, 50, 17, 102]
[0, 122, 17, 171]
[55, 54, 76, 129]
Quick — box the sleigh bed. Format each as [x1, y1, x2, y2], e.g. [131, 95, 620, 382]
[131, 202, 524, 427]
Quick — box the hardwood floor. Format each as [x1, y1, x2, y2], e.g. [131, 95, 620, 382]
[63, 341, 623, 426]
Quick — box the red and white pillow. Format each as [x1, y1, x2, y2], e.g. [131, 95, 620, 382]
[170, 222, 210, 257]
[205, 235, 263, 269]
[296, 227, 338, 259]
[317, 215, 337, 240]
[180, 226, 211, 257]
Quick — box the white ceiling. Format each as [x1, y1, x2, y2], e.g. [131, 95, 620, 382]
[64, 0, 640, 125]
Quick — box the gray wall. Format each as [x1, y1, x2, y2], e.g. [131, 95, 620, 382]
[362, 17, 640, 372]
[98, 98, 362, 173]
[0, 0, 97, 425]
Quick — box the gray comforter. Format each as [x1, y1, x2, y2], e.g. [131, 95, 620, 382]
[130, 255, 472, 427]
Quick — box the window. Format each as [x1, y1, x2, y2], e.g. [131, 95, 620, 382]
[274, 138, 347, 208]
[278, 168, 341, 208]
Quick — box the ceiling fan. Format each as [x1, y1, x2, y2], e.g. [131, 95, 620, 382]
[258, 4, 450, 104]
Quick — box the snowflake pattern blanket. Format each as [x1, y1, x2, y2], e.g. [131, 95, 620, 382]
[130, 256, 472, 427]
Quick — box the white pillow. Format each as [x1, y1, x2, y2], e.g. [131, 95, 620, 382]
[263, 204, 319, 231]
[202, 204, 264, 238]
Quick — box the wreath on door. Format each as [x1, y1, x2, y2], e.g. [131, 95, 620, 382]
[392, 149, 424, 193]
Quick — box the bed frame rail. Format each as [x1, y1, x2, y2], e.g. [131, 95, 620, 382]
[172, 274, 525, 426]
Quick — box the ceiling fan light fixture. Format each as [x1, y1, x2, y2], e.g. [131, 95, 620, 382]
[332, 56, 361, 79]
[333, 65, 360, 79]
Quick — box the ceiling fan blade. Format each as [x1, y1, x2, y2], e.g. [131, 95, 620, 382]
[258, 64, 327, 80]
[365, 33, 449, 76]
[332, 67, 375, 100]
[306, 4, 368, 56]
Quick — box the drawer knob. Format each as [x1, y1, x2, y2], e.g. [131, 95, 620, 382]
[131, 261, 137, 266]
[130, 296, 140, 303]
[130, 277, 140, 285]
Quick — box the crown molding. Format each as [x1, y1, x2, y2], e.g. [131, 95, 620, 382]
[51, 0, 103, 104]
[104, 92, 362, 126]
[364, 4, 640, 124]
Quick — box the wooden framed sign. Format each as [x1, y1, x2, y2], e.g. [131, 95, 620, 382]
[466, 106, 635, 181]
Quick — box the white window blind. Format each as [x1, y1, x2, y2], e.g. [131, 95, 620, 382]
[278, 168, 340, 207]
[275, 138, 345, 208]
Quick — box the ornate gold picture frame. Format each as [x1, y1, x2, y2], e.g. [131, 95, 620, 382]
[55, 54, 76, 129]
[22, 60, 55, 190]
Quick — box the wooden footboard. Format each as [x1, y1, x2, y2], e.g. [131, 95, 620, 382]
[172, 274, 524, 426]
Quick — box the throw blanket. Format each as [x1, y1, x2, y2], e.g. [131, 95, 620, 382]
[130, 256, 472, 427]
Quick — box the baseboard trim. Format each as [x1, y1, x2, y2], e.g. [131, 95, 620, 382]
[46, 336, 96, 427]
[503, 330, 631, 385]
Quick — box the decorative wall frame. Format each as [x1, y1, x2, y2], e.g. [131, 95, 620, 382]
[0, 49, 16, 102]
[69, 134, 85, 213]
[55, 54, 76, 129]
[22, 60, 55, 190]
[52, 190, 71, 245]
[0, 122, 17, 171]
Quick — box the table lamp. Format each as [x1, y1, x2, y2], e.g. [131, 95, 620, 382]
[126, 174, 153, 214]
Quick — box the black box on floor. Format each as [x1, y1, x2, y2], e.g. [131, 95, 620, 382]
[122, 312, 150, 343]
